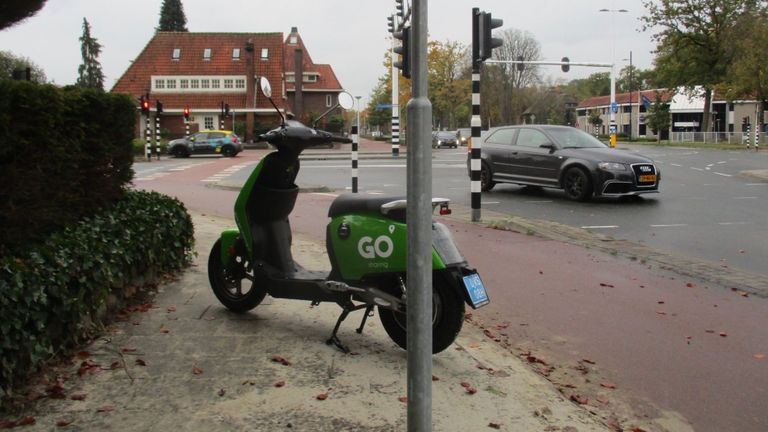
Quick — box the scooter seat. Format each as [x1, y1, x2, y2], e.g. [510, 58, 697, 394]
[328, 193, 406, 218]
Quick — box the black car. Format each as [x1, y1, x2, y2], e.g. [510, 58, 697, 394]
[469, 125, 660, 201]
[432, 131, 459, 148]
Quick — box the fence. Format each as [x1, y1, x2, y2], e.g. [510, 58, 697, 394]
[670, 132, 766, 145]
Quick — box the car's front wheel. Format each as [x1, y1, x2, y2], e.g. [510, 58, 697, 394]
[563, 167, 592, 201]
[222, 146, 237, 157]
[171, 146, 189, 158]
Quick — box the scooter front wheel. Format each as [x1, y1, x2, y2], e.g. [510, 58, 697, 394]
[208, 239, 267, 313]
[378, 274, 465, 354]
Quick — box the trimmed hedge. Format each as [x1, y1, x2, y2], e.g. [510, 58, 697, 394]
[0, 190, 194, 395]
[0, 81, 136, 253]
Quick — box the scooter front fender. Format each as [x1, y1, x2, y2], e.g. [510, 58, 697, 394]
[218, 228, 241, 266]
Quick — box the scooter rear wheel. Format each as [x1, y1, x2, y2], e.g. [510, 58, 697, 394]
[378, 274, 465, 354]
[208, 239, 267, 313]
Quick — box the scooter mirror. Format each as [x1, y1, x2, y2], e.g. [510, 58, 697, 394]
[337, 92, 354, 110]
[259, 77, 272, 98]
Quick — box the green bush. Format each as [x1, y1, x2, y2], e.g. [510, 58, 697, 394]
[0, 190, 194, 395]
[0, 81, 136, 253]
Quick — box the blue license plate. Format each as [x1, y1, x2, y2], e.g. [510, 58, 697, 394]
[462, 273, 489, 309]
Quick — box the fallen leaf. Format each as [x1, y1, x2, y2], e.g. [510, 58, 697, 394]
[160, 328, 170, 334]
[135, 359, 147, 366]
[686, 282, 694, 288]
[242, 380, 256, 386]
[539, 270, 544, 275]
[581, 358, 596, 365]
[740, 292, 749, 298]
[719, 332, 728, 337]
[596, 396, 610, 404]
[76, 351, 90, 359]
[488, 422, 502, 429]
[570, 393, 589, 405]
[96, 405, 114, 413]
[218, 389, 226, 397]
[56, 418, 74, 427]
[599, 283, 614, 288]
[203, 316, 217, 321]
[47, 379, 66, 399]
[657, 300, 665, 304]
[274, 381, 286, 388]
[739, 249, 746, 254]
[316, 393, 328, 401]
[398, 396, 408, 403]
[600, 382, 616, 389]
[110, 361, 122, 370]
[631, 428, 648, 432]
[656, 311, 667, 315]
[70, 393, 87, 401]
[270, 355, 292, 366]
[192, 365, 203, 375]
[431, 375, 440, 381]
[166, 306, 176, 312]
[120, 347, 137, 353]
[754, 354, 766, 360]
[460, 381, 471, 388]
[466, 386, 477, 395]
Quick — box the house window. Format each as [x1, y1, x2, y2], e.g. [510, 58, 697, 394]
[235, 79, 245, 89]
[211, 79, 220, 89]
[191, 79, 199, 89]
[232, 48, 240, 60]
[172, 48, 181, 60]
[203, 48, 212, 60]
[326, 95, 332, 107]
[201, 79, 210, 88]
[285, 74, 295, 83]
[289, 36, 298, 44]
[623, 105, 631, 113]
[167, 79, 176, 89]
[180, 79, 188, 89]
[155, 79, 165, 89]
[224, 79, 233, 89]
[260, 48, 269, 60]
[204, 116, 214, 129]
[304, 74, 317, 83]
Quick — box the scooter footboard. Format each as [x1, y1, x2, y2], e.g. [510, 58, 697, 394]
[439, 267, 490, 310]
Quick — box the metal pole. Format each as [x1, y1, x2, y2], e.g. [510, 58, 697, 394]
[145, 114, 151, 161]
[470, 8, 482, 222]
[610, 65, 617, 148]
[406, 0, 431, 430]
[351, 124, 359, 193]
[155, 115, 161, 160]
[629, 51, 633, 141]
[392, 29, 401, 157]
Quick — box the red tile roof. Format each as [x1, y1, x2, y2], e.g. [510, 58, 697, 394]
[111, 32, 286, 110]
[579, 89, 674, 108]
[283, 28, 343, 92]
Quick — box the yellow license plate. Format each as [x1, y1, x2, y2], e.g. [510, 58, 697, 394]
[639, 174, 656, 183]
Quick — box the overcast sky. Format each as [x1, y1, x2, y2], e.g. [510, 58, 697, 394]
[0, 0, 655, 105]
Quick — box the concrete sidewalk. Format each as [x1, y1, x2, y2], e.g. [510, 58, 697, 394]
[10, 212, 608, 432]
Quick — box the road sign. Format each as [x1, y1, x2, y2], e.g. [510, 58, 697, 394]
[376, 103, 393, 109]
[609, 125, 617, 134]
[611, 102, 618, 113]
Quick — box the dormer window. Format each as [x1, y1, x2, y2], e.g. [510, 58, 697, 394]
[232, 48, 240, 60]
[172, 48, 181, 60]
[203, 48, 212, 60]
[260, 48, 269, 60]
[289, 36, 298, 44]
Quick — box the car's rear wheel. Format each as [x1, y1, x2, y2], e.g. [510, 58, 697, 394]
[563, 167, 592, 201]
[222, 146, 237, 157]
[481, 162, 496, 192]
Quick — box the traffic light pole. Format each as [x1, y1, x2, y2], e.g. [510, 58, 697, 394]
[145, 114, 151, 161]
[470, 8, 482, 222]
[155, 115, 161, 160]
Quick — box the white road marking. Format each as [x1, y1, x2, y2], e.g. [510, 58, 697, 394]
[525, 200, 554, 203]
[718, 222, 748, 225]
[717, 161, 727, 164]
[745, 183, 768, 186]
[650, 224, 688, 228]
[713, 172, 732, 177]
[481, 201, 500, 205]
[312, 192, 340, 198]
[691, 167, 704, 171]
[733, 196, 758, 199]
[581, 225, 619, 229]
[670, 163, 683, 167]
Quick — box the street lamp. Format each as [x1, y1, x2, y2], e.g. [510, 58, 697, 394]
[599, 6, 629, 148]
[356, 96, 362, 134]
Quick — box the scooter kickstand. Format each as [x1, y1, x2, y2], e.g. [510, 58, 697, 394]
[327, 307, 352, 354]
[356, 305, 375, 334]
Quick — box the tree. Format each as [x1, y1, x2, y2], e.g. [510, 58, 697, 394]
[719, 5, 768, 130]
[76, 18, 104, 90]
[563, 72, 610, 101]
[157, 0, 188, 32]
[0, 50, 46, 82]
[428, 40, 470, 130]
[588, 109, 603, 133]
[0, 0, 46, 30]
[641, 0, 759, 132]
[645, 92, 671, 143]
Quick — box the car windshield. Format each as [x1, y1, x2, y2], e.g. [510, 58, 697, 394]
[548, 128, 606, 149]
[436, 132, 455, 139]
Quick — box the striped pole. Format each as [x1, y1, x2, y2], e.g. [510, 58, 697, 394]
[746, 122, 751, 149]
[185, 118, 190, 138]
[155, 115, 161, 160]
[351, 125, 359, 193]
[391, 35, 400, 157]
[470, 71, 482, 222]
[145, 114, 151, 161]
[755, 108, 760, 151]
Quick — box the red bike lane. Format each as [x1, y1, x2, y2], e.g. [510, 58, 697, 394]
[141, 176, 768, 432]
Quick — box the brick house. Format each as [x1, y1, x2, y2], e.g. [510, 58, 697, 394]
[111, 28, 344, 143]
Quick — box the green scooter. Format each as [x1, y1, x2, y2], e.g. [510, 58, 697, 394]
[208, 78, 489, 353]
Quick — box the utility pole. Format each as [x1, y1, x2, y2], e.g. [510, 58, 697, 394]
[406, 0, 431, 429]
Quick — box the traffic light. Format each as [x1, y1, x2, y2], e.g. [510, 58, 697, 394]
[393, 26, 411, 79]
[184, 106, 190, 121]
[387, 15, 395, 33]
[478, 11, 503, 61]
[516, 55, 524, 72]
[561, 57, 570, 73]
[395, 0, 404, 17]
[140, 96, 150, 115]
[156, 100, 163, 114]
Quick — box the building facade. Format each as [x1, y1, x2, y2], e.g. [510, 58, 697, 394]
[111, 29, 344, 143]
